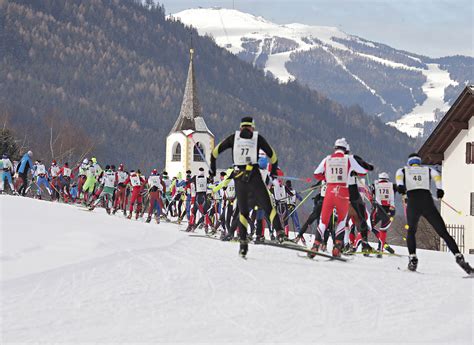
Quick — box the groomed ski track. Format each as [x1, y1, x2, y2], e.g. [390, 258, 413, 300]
[1, 196, 472, 344]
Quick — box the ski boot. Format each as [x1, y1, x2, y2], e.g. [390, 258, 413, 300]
[127, 213, 132, 220]
[112, 208, 117, 215]
[204, 225, 209, 234]
[408, 254, 418, 271]
[145, 216, 151, 223]
[293, 234, 306, 245]
[239, 240, 248, 258]
[106, 208, 111, 215]
[361, 242, 373, 257]
[155, 216, 160, 224]
[276, 230, 288, 243]
[270, 232, 276, 241]
[123, 210, 127, 217]
[307, 241, 321, 259]
[185, 224, 194, 232]
[88, 205, 95, 211]
[455, 254, 473, 274]
[135, 212, 139, 220]
[320, 243, 327, 252]
[254, 235, 265, 244]
[332, 240, 343, 258]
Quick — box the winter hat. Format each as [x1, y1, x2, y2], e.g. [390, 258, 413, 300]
[407, 153, 421, 166]
[91, 157, 97, 164]
[240, 116, 255, 128]
[151, 169, 158, 175]
[285, 180, 292, 187]
[105, 165, 110, 170]
[27, 150, 33, 157]
[378, 172, 389, 180]
[83, 158, 88, 164]
[2, 153, 7, 159]
[334, 138, 349, 151]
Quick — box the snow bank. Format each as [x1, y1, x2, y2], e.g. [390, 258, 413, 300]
[1, 196, 472, 343]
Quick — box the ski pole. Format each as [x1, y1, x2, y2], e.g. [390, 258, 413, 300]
[440, 199, 462, 215]
[299, 181, 321, 194]
[284, 187, 316, 222]
[279, 175, 313, 183]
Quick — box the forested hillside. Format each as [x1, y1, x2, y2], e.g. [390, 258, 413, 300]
[0, 0, 414, 175]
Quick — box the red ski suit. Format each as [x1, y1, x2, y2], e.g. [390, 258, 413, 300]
[124, 173, 146, 214]
[313, 150, 368, 239]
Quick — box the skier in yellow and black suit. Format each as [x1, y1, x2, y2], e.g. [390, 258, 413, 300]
[209, 117, 287, 257]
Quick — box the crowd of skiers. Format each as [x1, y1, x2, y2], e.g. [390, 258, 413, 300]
[1, 116, 472, 274]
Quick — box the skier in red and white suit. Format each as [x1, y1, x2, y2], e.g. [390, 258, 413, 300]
[124, 170, 146, 219]
[311, 138, 368, 257]
[113, 163, 129, 216]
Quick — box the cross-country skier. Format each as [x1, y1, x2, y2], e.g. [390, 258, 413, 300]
[293, 182, 326, 245]
[186, 167, 211, 232]
[209, 116, 287, 257]
[58, 162, 74, 202]
[113, 163, 129, 215]
[89, 165, 116, 214]
[34, 160, 52, 199]
[0, 154, 17, 194]
[77, 159, 89, 201]
[146, 169, 166, 223]
[396, 153, 472, 274]
[285, 180, 303, 236]
[310, 138, 369, 258]
[16, 151, 34, 196]
[370, 172, 397, 257]
[125, 170, 146, 220]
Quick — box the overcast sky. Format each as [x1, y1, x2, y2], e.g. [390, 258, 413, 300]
[158, 0, 473, 58]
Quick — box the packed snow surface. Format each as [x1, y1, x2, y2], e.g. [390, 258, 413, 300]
[171, 8, 459, 138]
[1, 196, 473, 343]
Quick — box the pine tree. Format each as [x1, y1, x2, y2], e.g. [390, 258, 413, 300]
[0, 128, 20, 160]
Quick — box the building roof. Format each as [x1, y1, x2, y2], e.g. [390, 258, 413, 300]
[418, 85, 474, 164]
[169, 50, 213, 136]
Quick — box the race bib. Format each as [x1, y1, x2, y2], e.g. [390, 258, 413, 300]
[325, 156, 348, 184]
[117, 171, 128, 184]
[405, 166, 430, 191]
[375, 181, 393, 202]
[148, 176, 162, 189]
[130, 175, 141, 187]
[195, 176, 207, 193]
[233, 131, 258, 165]
[36, 165, 46, 175]
[226, 182, 236, 199]
[63, 168, 72, 177]
[104, 173, 116, 188]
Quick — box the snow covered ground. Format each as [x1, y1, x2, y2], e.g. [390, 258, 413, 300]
[1, 195, 473, 344]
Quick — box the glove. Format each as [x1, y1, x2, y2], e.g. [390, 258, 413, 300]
[397, 185, 407, 195]
[437, 189, 444, 199]
[208, 169, 215, 179]
[389, 207, 396, 217]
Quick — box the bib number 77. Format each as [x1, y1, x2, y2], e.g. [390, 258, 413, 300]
[241, 148, 250, 156]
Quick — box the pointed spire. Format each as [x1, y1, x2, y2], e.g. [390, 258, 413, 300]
[170, 49, 202, 133]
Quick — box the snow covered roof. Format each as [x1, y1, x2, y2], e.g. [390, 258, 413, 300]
[169, 51, 213, 136]
[418, 85, 473, 164]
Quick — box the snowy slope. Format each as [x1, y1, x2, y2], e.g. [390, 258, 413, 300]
[171, 8, 461, 137]
[1, 196, 473, 343]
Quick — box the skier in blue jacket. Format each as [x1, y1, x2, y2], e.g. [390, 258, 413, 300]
[17, 151, 34, 196]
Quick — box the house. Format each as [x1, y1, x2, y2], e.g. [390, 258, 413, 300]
[165, 49, 214, 178]
[418, 85, 474, 254]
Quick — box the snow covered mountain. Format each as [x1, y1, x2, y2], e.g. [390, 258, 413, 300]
[2, 196, 473, 342]
[170, 8, 473, 138]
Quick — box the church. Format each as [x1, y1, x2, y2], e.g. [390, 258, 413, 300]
[165, 49, 214, 178]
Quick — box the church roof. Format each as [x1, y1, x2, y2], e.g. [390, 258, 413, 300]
[169, 50, 213, 136]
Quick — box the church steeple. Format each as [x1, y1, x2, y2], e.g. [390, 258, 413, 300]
[170, 49, 204, 133]
[165, 48, 214, 179]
